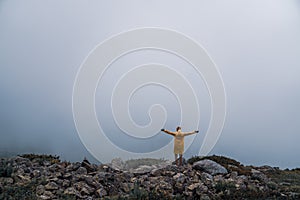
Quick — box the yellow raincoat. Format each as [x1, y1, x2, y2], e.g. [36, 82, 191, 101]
[163, 129, 197, 154]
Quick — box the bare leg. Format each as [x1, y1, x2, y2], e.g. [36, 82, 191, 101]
[179, 154, 183, 166]
[175, 154, 179, 166]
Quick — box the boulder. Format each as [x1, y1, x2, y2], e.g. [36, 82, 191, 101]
[193, 159, 228, 175]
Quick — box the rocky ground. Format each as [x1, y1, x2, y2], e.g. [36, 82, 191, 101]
[0, 154, 300, 200]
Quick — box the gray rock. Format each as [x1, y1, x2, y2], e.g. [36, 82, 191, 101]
[64, 187, 78, 195]
[36, 185, 45, 195]
[164, 170, 176, 176]
[66, 162, 81, 172]
[247, 184, 258, 192]
[81, 158, 96, 173]
[173, 173, 185, 183]
[155, 180, 173, 197]
[258, 165, 276, 173]
[107, 183, 118, 196]
[120, 182, 134, 193]
[80, 187, 90, 195]
[63, 172, 72, 179]
[42, 161, 51, 167]
[280, 182, 291, 186]
[131, 165, 153, 174]
[267, 181, 278, 190]
[251, 169, 268, 182]
[288, 192, 300, 199]
[200, 194, 211, 200]
[150, 168, 162, 176]
[15, 167, 25, 175]
[96, 187, 107, 197]
[73, 181, 95, 195]
[110, 158, 124, 170]
[16, 174, 31, 184]
[62, 180, 70, 187]
[42, 191, 55, 199]
[187, 182, 201, 191]
[98, 164, 113, 172]
[230, 171, 238, 179]
[0, 177, 13, 185]
[32, 169, 41, 177]
[45, 182, 59, 190]
[56, 179, 64, 186]
[12, 156, 30, 165]
[193, 159, 228, 175]
[213, 174, 225, 182]
[93, 171, 110, 182]
[186, 182, 209, 197]
[236, 176, 247, 189]
[76, 166, 87, 175]
[183, 190, 193, 197]
[201, 172, 213, 181]
[37, 194, 51, 200]
[82, 175, 93, 184]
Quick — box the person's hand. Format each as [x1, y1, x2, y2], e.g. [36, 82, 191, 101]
[161, 129, 165, 131]
[195, 130, 199, 133]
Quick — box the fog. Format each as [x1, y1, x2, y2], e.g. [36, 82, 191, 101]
[0, 0, 300, 168]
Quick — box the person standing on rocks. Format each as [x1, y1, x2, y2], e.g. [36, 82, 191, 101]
[161, 126, 199, 166]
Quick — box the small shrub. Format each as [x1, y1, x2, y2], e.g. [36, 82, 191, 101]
[0, 178, 37, 200]
[0, 159, 13, 177]
[214, 181, 236, 193]
[130, 180, 148, 199]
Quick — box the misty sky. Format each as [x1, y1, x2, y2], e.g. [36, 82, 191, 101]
[0, 0, 300, 168]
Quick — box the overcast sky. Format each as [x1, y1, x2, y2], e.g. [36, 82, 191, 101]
[0, 0, 300, 168]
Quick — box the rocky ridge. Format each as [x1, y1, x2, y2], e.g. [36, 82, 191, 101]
[0, 154, 299, 199]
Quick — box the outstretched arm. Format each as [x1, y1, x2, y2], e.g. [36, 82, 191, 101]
[183, 130, 199, 136]
[161, 129, 176, 136]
